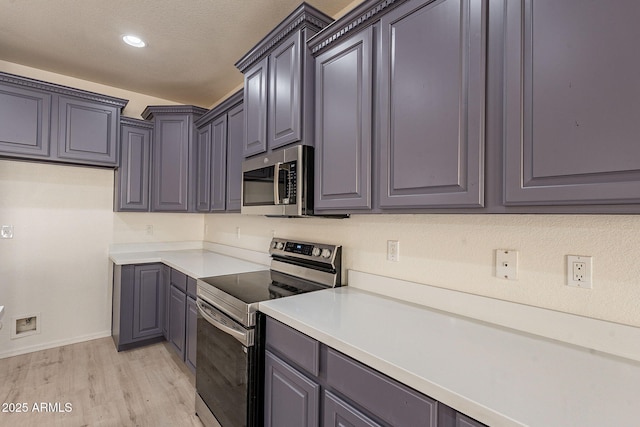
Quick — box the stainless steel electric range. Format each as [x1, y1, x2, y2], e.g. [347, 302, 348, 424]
[194, 238, 342, 427]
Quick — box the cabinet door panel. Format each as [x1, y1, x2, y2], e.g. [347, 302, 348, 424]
[226, 103, 244, 211]
[269, 31, 302, 149]
[169, 285, 186, 359]
[185, 296, 197, 373]
[324, 391, 381, 427]
[504, 0, 640, 205]
[195, 124, 212, 211]
[117, 124, 151, 211]
[132, 265, 163, 339]
[378, 0, 485, 208]
[265, 351, 319, 427]
[56, 96, 118, 165]
[152, 116, 190, 211]
[211, 114, 228, 211]
[315, 28, 372, 210]
[244, 57, 269, 157]
[0, 85, 51, 157]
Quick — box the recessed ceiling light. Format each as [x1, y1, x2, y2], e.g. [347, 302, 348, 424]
[122, 35, 146, 48]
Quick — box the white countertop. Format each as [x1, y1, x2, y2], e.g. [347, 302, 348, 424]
[109, 248, 267, 279]
[259, 286, 640, 427]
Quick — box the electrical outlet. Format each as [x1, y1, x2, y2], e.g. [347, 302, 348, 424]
[1, 225, 14, 239]
[495, 249, 518, 280]
[145, 225, 153, 235]
[387, 240, 399, 262]
[567, 255, 592, 288]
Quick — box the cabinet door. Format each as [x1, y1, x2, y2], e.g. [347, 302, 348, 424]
[132, 264, 163, 340]
[378, 0, 485, 208]
[152, 115, 191, 211]
[324, 391, 381, 427]
[195, 124, 212, 212]
[169, 285, 186, 360]
[185, 296, 197, 373]
[162, 265, 170, 338]
[117, 123, 151, 211]
[264, 351, 319, 427]
[244, 57, 269, 157]
[211, 114, 228, 211]
[56, 95, 119, 166]
[226, 102, 244, 211]
[269, 30, 302, 149]
[0, 84, 51, 158]
[315, 27, 373, 211]
[503, 0, 640, 205]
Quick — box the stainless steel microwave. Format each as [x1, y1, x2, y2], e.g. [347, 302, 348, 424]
[241, 145, 313, 217]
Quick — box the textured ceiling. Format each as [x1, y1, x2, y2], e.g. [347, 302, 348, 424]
[0, 0, 355, 107]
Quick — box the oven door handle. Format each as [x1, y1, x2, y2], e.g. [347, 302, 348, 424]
[196, 299, 253, 347]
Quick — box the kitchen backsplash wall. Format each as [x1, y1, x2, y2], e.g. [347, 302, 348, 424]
[204, 214, 640, 328]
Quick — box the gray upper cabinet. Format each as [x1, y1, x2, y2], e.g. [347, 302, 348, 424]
[0, 72, 127, 167]
[503, 0, 640, 206]
[115, 118, 153, 212]
[269, 30, 302, 149]
[314, 27, 373, 211]
[0, 82, 51, 158]
[55, 95, 119, 166]
[243, 57, 269, 157]
[226, 102, 244, 211]
[210, 114, 228, 211]
[142, 105, 206, 212]
[378, 0, 485, 209]
[236, 3, 333, 158]
[194, 90, 243, 213]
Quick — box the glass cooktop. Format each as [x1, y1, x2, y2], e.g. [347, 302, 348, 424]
[198, 270, 326, 305]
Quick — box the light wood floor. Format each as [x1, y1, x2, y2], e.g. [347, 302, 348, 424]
[0, 337, 205, 427]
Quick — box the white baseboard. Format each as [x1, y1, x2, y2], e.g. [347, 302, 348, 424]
[0, 330, 112, 359]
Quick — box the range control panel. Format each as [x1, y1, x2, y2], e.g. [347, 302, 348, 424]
[269, 238, 339, 263]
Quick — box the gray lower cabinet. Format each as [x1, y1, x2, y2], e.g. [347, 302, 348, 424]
[194, 90, 243, 213]
[115, 118, 153, 211]
[264, 350, 320, 427]
[502, 0, 640, 206]
[314, 27, 373, 211]
[142, 105, 207, 212]
[112, 263, 165, 351]
[0, 72, 127, 167]
[265, 316, 486, 427]
[162, 265, 170, 338]
[167, 268, 197, 373]
[236, 4, 333, 158]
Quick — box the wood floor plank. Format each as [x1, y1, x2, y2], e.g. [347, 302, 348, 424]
[0, 337, 204, 427]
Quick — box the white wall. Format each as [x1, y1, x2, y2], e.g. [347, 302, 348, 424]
[0, 61, 205, 358]
[204, 213, 640, 328]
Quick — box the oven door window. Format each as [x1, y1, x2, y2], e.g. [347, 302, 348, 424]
[196, 310, 249, 427]
[243, 166, 275, 206]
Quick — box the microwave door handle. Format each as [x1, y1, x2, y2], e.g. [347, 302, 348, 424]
[273, 162, 282, 204]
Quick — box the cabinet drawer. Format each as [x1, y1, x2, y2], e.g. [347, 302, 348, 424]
[170, 269, 187, 292]
[266, 317, 320, 376]
[326, 348, 436, 427]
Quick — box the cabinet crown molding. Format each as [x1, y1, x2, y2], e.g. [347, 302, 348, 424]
[308, 0, 406, 56]
[0, 71, 128, 109]
[141, 105, 208, 120]
[194, 89, 243, 128]
[235, 2, 333, 73]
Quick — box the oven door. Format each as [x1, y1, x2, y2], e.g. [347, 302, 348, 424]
[195, 298, 257, 427]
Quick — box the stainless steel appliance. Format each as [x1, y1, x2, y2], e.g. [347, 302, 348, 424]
[195, 238, 341, 427]
[241, 145, 313, 217]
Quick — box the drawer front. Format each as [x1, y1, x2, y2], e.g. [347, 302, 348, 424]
[170, 268, 187, 292]
[326, 348, 436, 427]
[266, 317, 320, 376]
[324, 390, 382, 427]
[186, 276, 197, 298]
